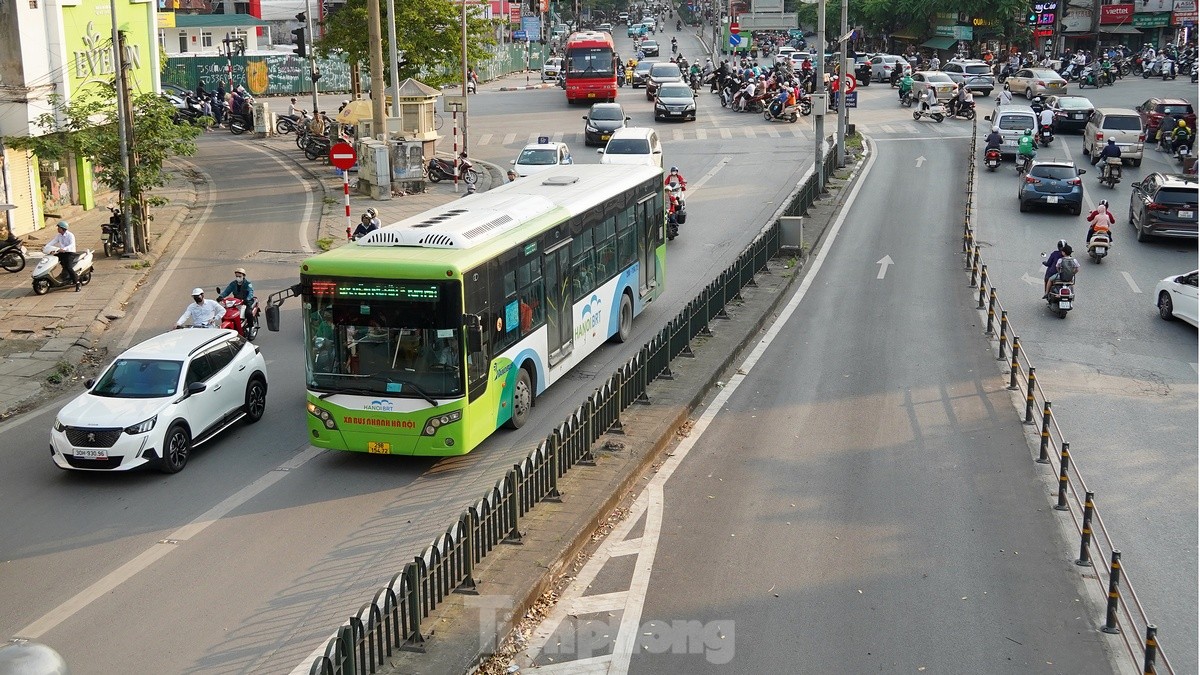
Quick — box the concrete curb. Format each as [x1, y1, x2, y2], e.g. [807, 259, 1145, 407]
[497, 83, 558, 91]
[380, 142, 870, 674]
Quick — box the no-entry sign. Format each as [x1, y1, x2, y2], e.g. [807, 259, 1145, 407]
[329, 142, 357, 170]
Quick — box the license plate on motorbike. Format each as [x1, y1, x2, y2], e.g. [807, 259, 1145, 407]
[1179, 210, 1194, 219]
[367, 441, 391, 454]
[1058, 300, 1071, 310]
[1095, 246, 1107, 254]
[100, 233, 109, 241]
[1046, 196, 1059, 204]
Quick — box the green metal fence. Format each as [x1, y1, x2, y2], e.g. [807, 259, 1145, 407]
[162, 54, 352, 96]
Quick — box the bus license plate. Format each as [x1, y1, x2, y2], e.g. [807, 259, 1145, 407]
[368, 441, 391, 454]
[588, 93, 596, 98]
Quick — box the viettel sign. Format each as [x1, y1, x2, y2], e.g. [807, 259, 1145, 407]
[1100, 3, 1134, 24]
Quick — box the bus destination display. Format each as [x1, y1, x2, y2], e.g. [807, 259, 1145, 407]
[309, 279, 440, 302]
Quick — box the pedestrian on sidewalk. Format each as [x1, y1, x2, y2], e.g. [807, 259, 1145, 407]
[46, 221, 81, 291]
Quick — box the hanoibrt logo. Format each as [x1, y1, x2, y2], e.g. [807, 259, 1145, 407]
[575, 294, 604, 340]
[363, 399, 395, 412]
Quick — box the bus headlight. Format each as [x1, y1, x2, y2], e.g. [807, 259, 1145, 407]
[422, 409, 462, 436]
[307, 401, 339, 430]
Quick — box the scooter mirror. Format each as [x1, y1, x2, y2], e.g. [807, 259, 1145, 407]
[265, 305, 280, 332]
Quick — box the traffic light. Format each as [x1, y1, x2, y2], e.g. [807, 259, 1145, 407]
[292, 14, 307, 58]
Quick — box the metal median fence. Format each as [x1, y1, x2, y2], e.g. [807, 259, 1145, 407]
[302, 141, 842, 675]
[961, 125, 1173, 674]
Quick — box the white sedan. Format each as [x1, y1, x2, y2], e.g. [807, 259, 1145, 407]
[511, 141, 573, 177]
[1154, 270, 1198, 327]
[1005, 68, 1068, 99]
[910, 71, 957, 102]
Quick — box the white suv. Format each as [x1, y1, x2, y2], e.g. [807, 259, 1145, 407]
[51, 329, 268, 473]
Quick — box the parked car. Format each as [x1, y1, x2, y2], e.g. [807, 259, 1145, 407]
[868, 54, 911, 83]
[1128, 173, 1198, 241]
[645, 61, 683, 99]
[653, 83, 697, 121]
[1084, 107, 1145, 166]
[640, 39, 660, 57]
[50, 329, 268, 473]
[511, 141, 574, 177]
[942, 59, 994, 96]
[1154, 270, 1199, 327]
[1018, 160, 1086, 215]
[910, 71, 957, 101]
[1135, 98, 1197, 138]
[542, 57, 564, 82]
[631, 60, 655, 88]
[1043, 95, 1094, 133]
[597, 127, 663, 168]
[1006, 68, 1068, 99]
[582, 102, 630, 146]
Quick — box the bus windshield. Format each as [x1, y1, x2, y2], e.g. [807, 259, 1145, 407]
[303, 279, 465, 399]
[566, 47, 614, 78]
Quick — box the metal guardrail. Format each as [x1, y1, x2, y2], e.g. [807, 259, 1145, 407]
[303, 142, 841, 675]
[961, 124, 1172, 675]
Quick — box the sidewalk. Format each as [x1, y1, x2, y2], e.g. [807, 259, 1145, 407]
[0, 131, 503, 422]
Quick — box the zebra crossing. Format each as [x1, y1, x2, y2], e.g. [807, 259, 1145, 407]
[470, 121, 971, 149]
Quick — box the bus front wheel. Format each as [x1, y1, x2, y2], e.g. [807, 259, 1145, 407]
[505, 367, 533, 429]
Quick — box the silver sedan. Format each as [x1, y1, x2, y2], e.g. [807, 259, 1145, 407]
[1006, 68, 1068, 99]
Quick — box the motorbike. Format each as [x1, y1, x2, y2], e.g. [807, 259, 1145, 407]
[1046, 279, 1075, 318]
[1078, 65, 1099, 88]
[617, 69, 626, 87]
[899, 89, 914, 108]
[797, 92, 813, 116]
[1086, 233, 1112, 263]
[666, 180, 687, 223]
[666, 197, 680, 241]
[304, 133, 332, 161]
[426, 154, 480, 184]
[719, 83, 735, 107]
[984, 147, 1002, 171]
[1099, 157, 1122, 188]
[31, 243, 93, 295]
[912, 101, 945, 123]
[735, 92, 767, 114]
[215, 287, 260, 341]
[946, 98, 976, 120]
[1038, 124, 1054, 147]
[676, 19, 681, 30]
[227, 101, 254, 135]
[764, 100, 799, 123]
[466, 78, 477, 94]
[1192, 62, 1199, 83]
[0, 236, 27, 273]
[275, 112, 301, 135]
[101, 205, 126, 257]
[1161, 58, 1177, 80]
[1176, 142, 1193, 165]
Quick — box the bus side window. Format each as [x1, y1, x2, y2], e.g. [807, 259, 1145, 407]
[616, 203, 637, 269]
[595, 215, 617, 282]
[519, 257, 544, 337]
[571, 228, 594, 300]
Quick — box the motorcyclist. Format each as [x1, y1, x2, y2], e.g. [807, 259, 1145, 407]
[898, 72, 913, 102]
[1156, 111, 1176, 149]
[920, 84, 938, 114]
[1045, 244, 1080, 298]
[1094, 137, 1122, 179]
[177, 288, 224, 329]
[1169, 119, 1194, 156]
[984, 125, 1004, 152]
[1030, 95, 1045, 117]
[46, 220, 81, 291]
[769, 85, 790, 117]
[671, 37, 678, 54]
[1042, 239, 1067, 296]
[217, 268, 257, 332]
[1086, 200, 1115, 243]
[1038, 105, 1055, 137]
[352, 208, 380, 240]
[1017, 128, 1037, 168]
[665, 166, 687, 191]
[947, 85, 967, 116]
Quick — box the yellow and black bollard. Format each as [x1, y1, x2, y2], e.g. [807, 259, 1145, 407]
[984, 288, 998, 335]
[1143, 624, 1158, 674]
[1024, 367, 1037, 424]
[1076, 491, 1095, 567]
[977, 265, 988, 307]
[1008, 336, 1022, 390]
[1054, 442, 1070, 511]
[997, 311, 1009, 361]
[1037, 401, 1052, 464]
[1101, 549, 1122, 634]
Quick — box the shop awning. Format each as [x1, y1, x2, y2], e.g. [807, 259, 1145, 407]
[921, 36, 958, 50]
[1099, 25, 1142, 34]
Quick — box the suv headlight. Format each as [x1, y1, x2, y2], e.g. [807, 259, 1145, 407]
[54, 418, 66, 432]
[124, 415, 157, 435]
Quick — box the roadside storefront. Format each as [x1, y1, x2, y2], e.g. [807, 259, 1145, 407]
[1133, 0, 1173, 46]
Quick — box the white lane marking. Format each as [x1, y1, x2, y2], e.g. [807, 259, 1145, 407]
[719, 128, 732, 139]
[115, 166, 217, 351]
[503, 133, 516, 145]
[871, 135, 972, 142]
[695, 128, 707, 140]
[687, 156, 729, 198]
[877, 254, 894, 279]
[563, 591, 629, 615]
[14, 446, 323, 640]
[234, 140, 316, 255]
[478, 133, 492, 145]
[915, 155, 926, 167]
[1121, 271, 1142, 294]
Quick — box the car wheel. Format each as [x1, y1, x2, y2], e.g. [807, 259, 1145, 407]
[244, 377, 267, 423]
[1019, 199, 1030, 213]
[1070, 204, 1082, 216]
[1136, 218, 1149, 242]
[1131, 158, 1141, 167]
[1025, 88, 1034, 99]
[982, 89, 992, 97]
[1082, 142, 1089, 157]
[613, 292, 634, 343]
[1158, 292, 1176, 321]
[504, 366, 532, 430]
[159, 423, 191, 474]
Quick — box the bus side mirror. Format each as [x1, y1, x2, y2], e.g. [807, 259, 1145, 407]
[266, 305, 280, 332]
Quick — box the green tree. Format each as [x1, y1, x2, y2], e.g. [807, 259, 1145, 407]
[6, 85, 202, 252]
[317, 0, 495, 88]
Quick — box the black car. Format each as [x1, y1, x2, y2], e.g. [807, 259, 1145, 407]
[641, 39, 660, 57]
[645, 62, 683, 99]
[582, 102, 630, 146]
[1129, 173, 1199, 242]
[1044, 95, 1094, 133]
[631, 60, 655, 88]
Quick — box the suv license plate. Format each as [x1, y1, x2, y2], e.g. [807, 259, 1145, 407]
[368, 442, 391, 454]
[1046, 196, 1059, 204]
[75, 449, 108, 460]
[1179, 210, 1194, 218]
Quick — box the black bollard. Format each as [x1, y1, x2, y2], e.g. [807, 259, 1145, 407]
[1076, 491, 1095, 566]
[1101, 550, 1122, 634]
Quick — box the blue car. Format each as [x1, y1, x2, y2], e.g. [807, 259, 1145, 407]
[627, 23, 647, 38]
[1018, 160, 1086, 215]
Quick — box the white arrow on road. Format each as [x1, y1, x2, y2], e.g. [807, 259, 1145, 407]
[876, 255, 894, 279]
[1020, 272, 1042, 286]
[915, 156, 926, 167]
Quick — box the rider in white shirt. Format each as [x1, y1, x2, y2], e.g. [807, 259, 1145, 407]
[46, 220, 81, 290]
[176, 288, 224, 328]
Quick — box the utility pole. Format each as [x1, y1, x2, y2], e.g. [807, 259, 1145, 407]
[461, 0, 470, 155]
[304, 7, 320, 117]
[836, 0, 847, 167]
[366, 0, 387, 141]
[112, 27, 136, 254]
[814, 0, 825, 192]
[386, 0, 401, 117]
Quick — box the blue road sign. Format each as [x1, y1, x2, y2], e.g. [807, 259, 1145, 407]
[514, 30, 527, 40]
[845, 91, 858, 108]
[729, 35, 741, 48]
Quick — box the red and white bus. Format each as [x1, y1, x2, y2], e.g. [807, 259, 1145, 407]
[564, 31, 618, 104]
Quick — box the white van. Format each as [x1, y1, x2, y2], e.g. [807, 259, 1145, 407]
[597, 127, 663, 168]
[985, 105, 1038, 156]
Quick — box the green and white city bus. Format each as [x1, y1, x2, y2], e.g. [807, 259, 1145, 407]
[269, 165, 667, 456]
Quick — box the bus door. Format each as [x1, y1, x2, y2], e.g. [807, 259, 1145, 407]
[544, 241, 574, 365]
[637, 193, 659, 294]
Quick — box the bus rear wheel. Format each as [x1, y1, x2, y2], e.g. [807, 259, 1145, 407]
[505, 367, 533, 429]
[612, 292, 633, 343]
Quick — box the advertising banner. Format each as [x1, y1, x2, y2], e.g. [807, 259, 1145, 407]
[1100, 4, 1134, 24]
